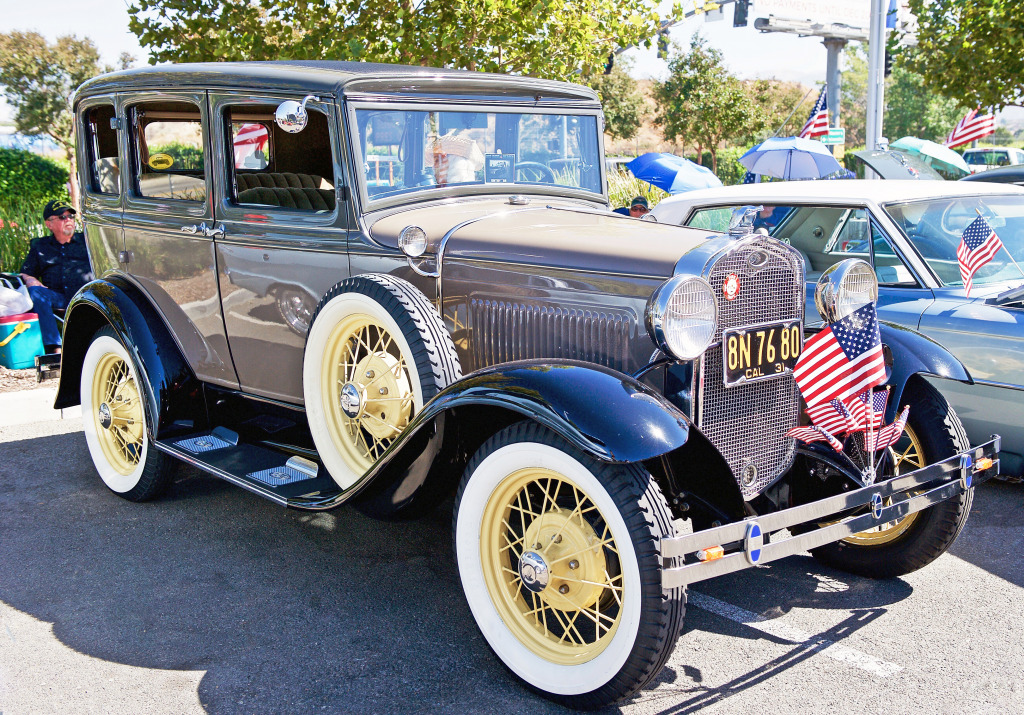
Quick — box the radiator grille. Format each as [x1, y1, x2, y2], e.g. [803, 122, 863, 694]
[699, 237, 804, 499]
[469, 299, 634, 372]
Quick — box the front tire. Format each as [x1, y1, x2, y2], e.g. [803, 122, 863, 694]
[80, 326, 172, 501]
[811, 379, 972, 578]
[453, 422, 685, 709]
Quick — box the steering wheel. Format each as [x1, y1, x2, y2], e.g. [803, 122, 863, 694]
[940, 200, 978, 234]
[515, 161, 556, 183]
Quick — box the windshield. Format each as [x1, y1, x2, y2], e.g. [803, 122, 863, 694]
[884, 195, 1024, 289]
[353, 107, 603, 204]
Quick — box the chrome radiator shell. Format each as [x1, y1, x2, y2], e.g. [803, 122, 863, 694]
[694, 235, 805, 499]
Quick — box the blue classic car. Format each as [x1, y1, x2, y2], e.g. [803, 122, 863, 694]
[652, 180, 1024, 477]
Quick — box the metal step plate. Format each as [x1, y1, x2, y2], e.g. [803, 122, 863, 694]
[247, 465, 314, 486]
[175, 434, 234, 454]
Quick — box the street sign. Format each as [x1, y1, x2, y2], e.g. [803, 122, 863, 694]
[820, 127, 846, 145]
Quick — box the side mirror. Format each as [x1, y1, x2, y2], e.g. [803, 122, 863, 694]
[275, 95, 320, 134]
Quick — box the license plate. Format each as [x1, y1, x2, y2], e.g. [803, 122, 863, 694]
[722, 320, 802, 386]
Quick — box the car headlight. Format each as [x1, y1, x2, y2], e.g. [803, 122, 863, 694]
[646, 275, 717, 360]
[815, 258, 878, 323]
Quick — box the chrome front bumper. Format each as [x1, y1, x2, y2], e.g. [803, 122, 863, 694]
[661, 437, 1000, 589]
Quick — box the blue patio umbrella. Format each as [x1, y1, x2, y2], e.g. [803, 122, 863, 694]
[627, 153, 723, 194]
[740, 136, 842, 180]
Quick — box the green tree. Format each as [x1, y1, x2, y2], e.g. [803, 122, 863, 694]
[905, 0, 1024, 110]
[128, 0, 681, 80]
[745, 79, 811, 142]
[584, 60, 646, 141]
[0, 31, 132, 209]
[884, 64, 965, 143]
[655, 36, 759, 173]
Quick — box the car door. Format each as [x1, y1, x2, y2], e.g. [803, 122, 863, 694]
[77, 94, 122, 278]
[209, 91, 352, 403]
[119, 90, 239, 388]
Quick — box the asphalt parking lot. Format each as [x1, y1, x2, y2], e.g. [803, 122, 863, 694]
[2, 406, 1022, 715]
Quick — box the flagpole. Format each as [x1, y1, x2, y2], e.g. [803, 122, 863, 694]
[866, 387, 876, 484]
[975, 208, 1024, 278]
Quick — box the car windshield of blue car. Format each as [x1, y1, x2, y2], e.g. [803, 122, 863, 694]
[353, 107, 603, 204]
[884, 195, 1024, 289]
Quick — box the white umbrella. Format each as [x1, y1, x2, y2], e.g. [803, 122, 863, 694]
[740, 136, 843, 180]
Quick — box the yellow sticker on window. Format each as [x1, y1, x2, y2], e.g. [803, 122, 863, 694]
[148, 153, 174, 170]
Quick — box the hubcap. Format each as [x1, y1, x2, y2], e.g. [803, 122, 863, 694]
[339, 382, 362, 418]
[90, 352, 144, 476]
[98, 403, 113, 429]
[322, 314, 415, 473]
[518, 552, 550, 593]
[480, 467, 623, 665]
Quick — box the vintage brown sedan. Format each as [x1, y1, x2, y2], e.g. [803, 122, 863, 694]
[57, 61, 997, 708]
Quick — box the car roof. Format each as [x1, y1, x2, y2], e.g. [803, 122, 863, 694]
[960, 164, 1024, 183]
[75, 60, 599, 106]
[653, 179, 1024, 211]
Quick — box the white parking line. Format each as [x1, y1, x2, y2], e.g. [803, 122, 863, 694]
[689, 591, 902, 677]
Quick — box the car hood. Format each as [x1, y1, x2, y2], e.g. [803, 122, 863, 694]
[369, 199, 715, 278]
[853, 149, 945, 180]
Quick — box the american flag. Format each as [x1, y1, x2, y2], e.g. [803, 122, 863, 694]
[793, 302, 887, 407]
[799, 86, 829, 139]
[944, 108, 995, 149]
[787, 424, 844, 452]
[806, 398, 859, 435]
[870, 405, 909, 452]
[852, 387, 888, 432]
[957, 215, 1003, 297]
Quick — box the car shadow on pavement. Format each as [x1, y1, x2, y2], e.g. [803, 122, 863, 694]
[0, 432, 572, 715]
[947, 480, 1024, 589]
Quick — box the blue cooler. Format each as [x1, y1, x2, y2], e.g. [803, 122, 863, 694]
[0, 313, 45, 369]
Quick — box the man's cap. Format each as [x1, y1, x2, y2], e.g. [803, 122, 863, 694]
[630, 196, 649, 209]
[43, 200, 76, 220]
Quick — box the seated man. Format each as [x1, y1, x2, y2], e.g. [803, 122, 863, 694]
[20, 200, 94, 353]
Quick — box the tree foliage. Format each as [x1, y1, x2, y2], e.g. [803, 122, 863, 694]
[904, 0, 1024, 110]
[841, 45, 966, 145]
[0, 31, 131, 208]
[584, 61, 646, 141]
[128, 0, 680, 80]
[654, 36, 761, 173]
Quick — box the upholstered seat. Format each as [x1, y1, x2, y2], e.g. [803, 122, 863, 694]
[235, 172, 327, 192]
[236, 186, 336, 211]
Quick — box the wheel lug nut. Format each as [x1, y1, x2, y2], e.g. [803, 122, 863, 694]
[379, 387, 388, 395]
[558, 584, 569, 595]
[568, 560, 579, 570]
[551, 534, 562, 544]
[366, 370, 375, 379]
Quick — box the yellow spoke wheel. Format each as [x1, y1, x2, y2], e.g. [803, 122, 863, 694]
[322, 314, 415, 475]
[843, 424, 925, 546]
[480, 467, 623, 665]
[89, 352, 145, 476]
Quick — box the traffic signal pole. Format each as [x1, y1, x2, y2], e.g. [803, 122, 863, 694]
[865, 0, 888, 152]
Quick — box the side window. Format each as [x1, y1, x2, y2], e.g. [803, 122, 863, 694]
[686, 208, 732, 232]
[82, 104, 120, 195]
[872, 228, 918, 286]
[829, 210, 871, 258]
[226, 103, 336, 213]
[130, 102, 206, 202]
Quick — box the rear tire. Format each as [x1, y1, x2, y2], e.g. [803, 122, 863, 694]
[811, 379, 972, 578]
[453, 421, 685, 709]
[80, 326, 172, 501]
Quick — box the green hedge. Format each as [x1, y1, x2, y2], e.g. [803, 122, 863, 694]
[0, 148, 70, 273]
[0, 147, 69, 206]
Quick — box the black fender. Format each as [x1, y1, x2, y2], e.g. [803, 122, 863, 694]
[351, 359, 694, 519]
[54, 276, 205, 438]
[879, 320, 971, 421]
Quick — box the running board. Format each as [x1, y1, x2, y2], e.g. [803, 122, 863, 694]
[155, 427, 343, 509]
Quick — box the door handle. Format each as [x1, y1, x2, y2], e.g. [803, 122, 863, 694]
[204, 223, 225, 238]
[180, 223, 205, 235]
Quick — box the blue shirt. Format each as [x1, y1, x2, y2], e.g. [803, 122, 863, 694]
[20, 231, 93, 302]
